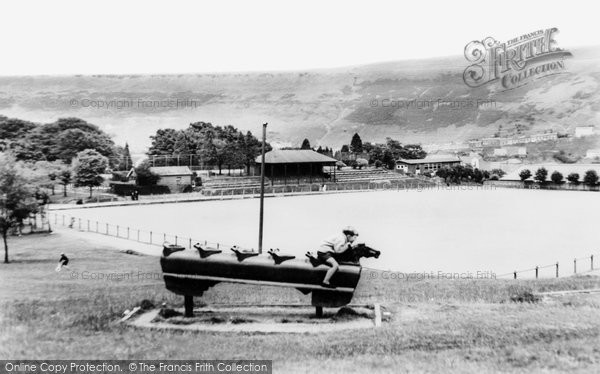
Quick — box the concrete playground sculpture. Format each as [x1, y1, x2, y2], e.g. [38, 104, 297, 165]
[160, 243, 380, 317]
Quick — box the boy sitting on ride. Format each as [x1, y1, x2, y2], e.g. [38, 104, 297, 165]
[317, 226, 359, 288]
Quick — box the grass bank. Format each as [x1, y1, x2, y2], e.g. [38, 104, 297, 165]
[1, 232, 599, 373]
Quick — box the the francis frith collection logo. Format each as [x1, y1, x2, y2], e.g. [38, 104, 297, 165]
[463, 28, 572, 90]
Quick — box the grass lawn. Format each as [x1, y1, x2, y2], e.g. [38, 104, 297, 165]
[1, 232, 600, 373]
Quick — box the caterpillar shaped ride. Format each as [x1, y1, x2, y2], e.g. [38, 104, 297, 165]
[160, 243, 380, 317]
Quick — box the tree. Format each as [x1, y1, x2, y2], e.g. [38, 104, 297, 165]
[583, 170, 599, 186]
[398, 144, 426, 159]
[551, 171, 564, 184]
[57, 167, 72, 198]
[519, 169, 532, 181]
[340, 145, 349, 153]
[32, 160, 65, 196]
[490, 168, 506, 179]
[241, 131, 269, 175]
[135, 160, 160, 186]
[382, 149, 396, 169]
[350, 133, 363, 153]
[121, 143, 133, 171]
[0, 153, 38, 263]
[534, 167, 548, 183]
[301, 138, 311, 150]
[72, 149, 109, 198]
[567, 172, 580, 184]
[473, 168, 484, 183]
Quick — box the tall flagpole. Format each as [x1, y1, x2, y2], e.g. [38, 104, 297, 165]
[258, 123, 267, 253]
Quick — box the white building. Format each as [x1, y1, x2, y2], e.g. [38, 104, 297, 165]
[575, 126, 594, 138]
[586, 149, 600, 159]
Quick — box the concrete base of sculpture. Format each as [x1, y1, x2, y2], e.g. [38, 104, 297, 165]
[127, 305, 383, 333]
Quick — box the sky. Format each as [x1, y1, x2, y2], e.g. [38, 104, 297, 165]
[0, 0, 598, 75]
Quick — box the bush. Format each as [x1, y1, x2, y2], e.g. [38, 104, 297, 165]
[550, 171, 564, 184]
[583, 170, 599, 186]
[374, 160, 382, 168]
[519, 169, 531, 181]
[534, 167, 548, 183]
[567, 172, 580, 184]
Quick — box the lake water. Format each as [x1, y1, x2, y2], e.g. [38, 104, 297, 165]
[64, 188, 600, 277]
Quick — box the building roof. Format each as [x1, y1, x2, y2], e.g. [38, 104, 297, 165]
[501, 163, 600, 182]
[397, 156, 461, 165]
[149, 166, 193, 176]
[255, 150, 338, 164]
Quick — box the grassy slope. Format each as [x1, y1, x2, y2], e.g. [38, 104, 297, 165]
[1, 233, 599, 373]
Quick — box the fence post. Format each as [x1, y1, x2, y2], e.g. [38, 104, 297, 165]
[96, 221, 98, 232]
[188, 238, 192, 249]
[175, 235, 178, 245]
[150, 231, 152, 244]
[513, 271, 517, 279]
[535, 266, 539, 279]
[574, 258, 577, 274]
[217, 243, 220, 249]
[117, 225, 119, 237]
[106, 223, 108, 234]
[62, 215, 65, 226]
[555, 262, 559, 278]
[87, 220, 90, 231]
[592, 255, 594, 271]
[163, 233, 166, 243]
[137, 229, 140, 242]
[127, 227, 130, 239]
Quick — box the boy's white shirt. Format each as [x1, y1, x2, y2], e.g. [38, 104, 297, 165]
[319, 233, 351, 254]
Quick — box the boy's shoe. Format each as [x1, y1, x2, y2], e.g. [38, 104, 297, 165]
[321, 282, 335, 288]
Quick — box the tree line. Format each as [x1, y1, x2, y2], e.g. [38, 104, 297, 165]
[300, 133, 427, 169]
[147, 122, 270, 174]
[0, 115, 132, 170]
[519, 168, 599, 186]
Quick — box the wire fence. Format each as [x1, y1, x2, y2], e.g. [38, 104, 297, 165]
[497, 254, 596, 279]
[49, 212, 253, 253]
[48, 212, 597, 281]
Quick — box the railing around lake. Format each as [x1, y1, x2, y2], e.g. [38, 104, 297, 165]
[49, 212, 252, 253]
[48, 211, 597, 281]
[140, 180, 437, 201]
[497, 254, 597, 279]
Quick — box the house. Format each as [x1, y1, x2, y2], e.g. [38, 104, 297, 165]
[396, 156, 461, 175]
[575, 126, 594, 138]
[149, 166, 194, 193]
[586, 149, 600, 159]
[494, 147, 527, 157]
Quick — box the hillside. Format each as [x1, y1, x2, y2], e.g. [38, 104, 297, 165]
[1, 46, 599, 155]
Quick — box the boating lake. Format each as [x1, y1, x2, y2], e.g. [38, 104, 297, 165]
[62, 188, 600, 277]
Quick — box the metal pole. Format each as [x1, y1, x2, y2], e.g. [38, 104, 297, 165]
[258, 122, 267, 254]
